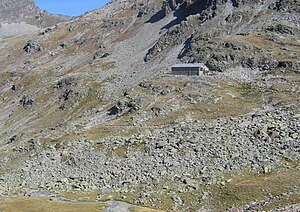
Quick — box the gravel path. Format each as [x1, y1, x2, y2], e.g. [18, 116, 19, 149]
[23, 190, 134, 212]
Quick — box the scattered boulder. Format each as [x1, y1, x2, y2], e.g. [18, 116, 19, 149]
[23, 40, 43, 53]
[156, 140, 168, 149]
[56, 77, 88, 110]
[19, 95, 34, 107]
[277, 61, 300, 70]
[108, 99, 143, 116]
[11, 85, 17, 91]
[8, 135, 18, 144]
[93, 45, 110, 60]
[93, 51, 110, 60]
[277, 61, 293, 68]
[59, 43, 68, 49]
[151, 107, 162, 116]
[266, 24, 295, 35]
[56, 77, 77, 89]
[60, 89, 73, 101]
[137, 6, 150, 17]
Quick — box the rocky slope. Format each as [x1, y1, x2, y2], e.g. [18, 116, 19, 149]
[0, 0, 69, 37]
[0, 0, 299, 211]
[145, 0, 300, 72]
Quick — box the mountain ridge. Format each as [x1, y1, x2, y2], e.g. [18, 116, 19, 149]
[0, 0, 70, 38]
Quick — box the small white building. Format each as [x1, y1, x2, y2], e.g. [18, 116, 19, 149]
[171, 63, 207, 76]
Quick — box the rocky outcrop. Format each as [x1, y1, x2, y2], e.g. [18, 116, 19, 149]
[56, 77, 89, 110]
[108, 98, 143, 116]
[0, 0, 40, 22]
[144, 23, 189, 62]
[19, 95, 34, 108]
[93, 46, 110, 60]
[23, 40, 43, 53]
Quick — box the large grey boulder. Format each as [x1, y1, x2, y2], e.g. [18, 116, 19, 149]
[23, 40, 43, 53]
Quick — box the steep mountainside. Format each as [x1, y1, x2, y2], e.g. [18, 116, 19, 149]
[0, 0, 69, 37]
[146, 0, 300, 72]
[0, 0, 299, 211]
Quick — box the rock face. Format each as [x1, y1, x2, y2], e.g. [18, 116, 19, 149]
[0, 0, 69, 26]
[0, 0, 40, 21]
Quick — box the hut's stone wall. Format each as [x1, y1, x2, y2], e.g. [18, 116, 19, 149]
[171, 67, 200, 76]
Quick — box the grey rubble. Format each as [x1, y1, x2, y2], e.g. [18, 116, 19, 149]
[1, 108, 299, 206]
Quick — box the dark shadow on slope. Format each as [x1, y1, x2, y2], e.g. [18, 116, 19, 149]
[162, 16, 183, 30]
[146, 9, 166, 24]
[162, 0, 212, 30]
[108, 106, 120, 116]
[178, 34, 193, 59]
